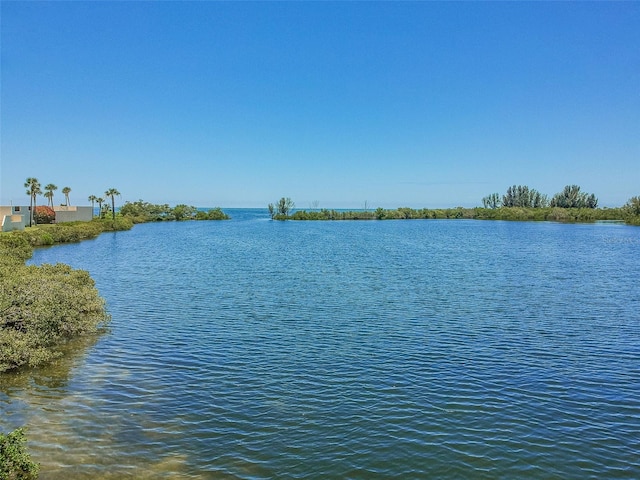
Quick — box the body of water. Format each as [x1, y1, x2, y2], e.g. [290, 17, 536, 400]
[2, 209, 639, 478]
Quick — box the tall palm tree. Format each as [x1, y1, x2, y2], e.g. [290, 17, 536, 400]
[105, 188, 120, 220]
[62, 186, 71, 206]
[44, 190, 53, 207]
[97, 197, 105, 218]
[88, 195, 97, 219]
[24, 177, 42, 227]
[44, 183, 57, 207]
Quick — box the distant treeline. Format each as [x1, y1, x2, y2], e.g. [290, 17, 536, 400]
[269, 187, 640, 225]
[119, 200, 229, 223]
[288, 206, 638, 224]
[482, 184, 599, 209]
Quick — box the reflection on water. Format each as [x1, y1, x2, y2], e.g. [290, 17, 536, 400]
[2, 215, 640, 479]
[1, 333, 101, 404]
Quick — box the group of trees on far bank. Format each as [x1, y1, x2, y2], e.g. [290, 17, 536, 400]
[482, 184, 598, 209]
[119, 200, 229, 223]
[21, 178, 230, 226]
[268, 186, 640, 225]
[23, 178, 121, 225]
[268, 197, 295, 219]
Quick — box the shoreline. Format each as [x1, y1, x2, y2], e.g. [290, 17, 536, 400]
[274, 206, 640, 225]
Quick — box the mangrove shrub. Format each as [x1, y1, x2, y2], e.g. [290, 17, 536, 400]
[0, 428, 39, 479]
[0, 221, 124, 372]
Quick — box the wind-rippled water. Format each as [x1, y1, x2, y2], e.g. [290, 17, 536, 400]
[2, 209, 640, 478]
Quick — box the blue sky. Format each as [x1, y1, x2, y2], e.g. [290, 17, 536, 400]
[1, 2, 638, 209]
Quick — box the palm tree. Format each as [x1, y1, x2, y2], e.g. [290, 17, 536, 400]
[62, 186, 71, 206]
[105, 188, 120, 220]
[97, 197, 105, 218]
[44, 190, 53, 207]
[88, 195, 97, 219]
[24, 177, 42, 227]
[44, 183, 57, 207]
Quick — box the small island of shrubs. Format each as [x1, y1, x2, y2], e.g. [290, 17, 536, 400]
[269, 186, 640, 226]
[119, 200, 229, 223]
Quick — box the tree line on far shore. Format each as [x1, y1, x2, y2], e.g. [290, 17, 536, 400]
[24, 178, 121, 225]
[268, 185, 640, 225]
[118, 200, 229, 223]
[22, 178, 230, 226]
[482, 184, 598, 209]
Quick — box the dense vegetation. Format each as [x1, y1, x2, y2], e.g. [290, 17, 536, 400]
[0, 428, 39, 479]
[0, 215, 133, 476]
[482, 184, 598, 209]
[287, 206, 635, 223]
[272, 187, 639, 225]
[268, 197, 295, 219]
[0, 219, 132, 372]
[119, 200, 229, 223]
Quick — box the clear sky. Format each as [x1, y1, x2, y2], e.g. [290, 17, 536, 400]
[1, 1, 638, 209]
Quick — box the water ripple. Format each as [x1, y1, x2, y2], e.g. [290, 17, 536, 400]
[3, 216, 639, 479]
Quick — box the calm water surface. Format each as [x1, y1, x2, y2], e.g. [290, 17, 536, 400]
[2, 210, 639, 478]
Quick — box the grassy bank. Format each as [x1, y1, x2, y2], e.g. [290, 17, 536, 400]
[0, 218, 132, 373]
[285, 206, 639, 224]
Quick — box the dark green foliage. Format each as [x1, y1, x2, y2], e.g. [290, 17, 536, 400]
[120, 200, 228, 222]
[104, 188, 121, 220]
[119, 200, 172, 222]
[194, 208, 230, 220]
[287, 206, 631, 224]
[550, 185, 598, 208]
[482, 193, 501, 209]
[171, 204, 197, 221]
[623, 196, 640, 225]
[24, 178, 42, 227]
[0, 428, 39, 479]
[624, 196, 640, 216]
[280, 197, 295, 216]
[270, 197, 295, 219]
[485, 184, 601, 210]
[501, 185, 548, 208]
[276, 196, 634, 224]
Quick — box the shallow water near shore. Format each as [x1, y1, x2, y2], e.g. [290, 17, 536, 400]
[3, 209, 640, 478]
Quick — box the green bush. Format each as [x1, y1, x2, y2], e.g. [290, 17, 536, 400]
[0, 261, 110, 372]
[0, 235, 32, 265]
[0, 428, 39, 479]
[119, 200, 229, 222]
[0, 221, 120, 372]
[203, 207, 230, 220]
[284, 206, 635, 224]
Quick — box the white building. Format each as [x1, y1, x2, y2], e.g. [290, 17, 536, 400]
[1, 205, 94, 232]
[52, 205, 93, 223]
[0, 205, 30, 232]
